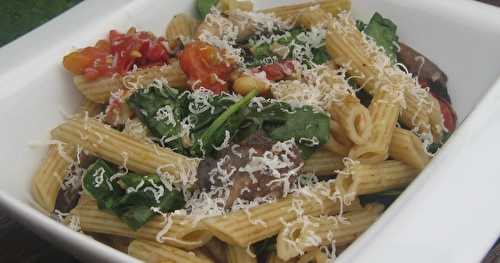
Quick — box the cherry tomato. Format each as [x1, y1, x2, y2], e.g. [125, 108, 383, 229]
[179, 41, 232, 94]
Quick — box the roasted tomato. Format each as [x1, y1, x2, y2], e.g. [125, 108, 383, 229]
[433, 93, 457, 133]
[63, 27, 170, 81]
[260, 59, 296, 81]
[419, 79, 457, 133]
[178, 41, 232, 94]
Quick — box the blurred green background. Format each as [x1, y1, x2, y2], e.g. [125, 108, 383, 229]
[0, 0, 82, 47]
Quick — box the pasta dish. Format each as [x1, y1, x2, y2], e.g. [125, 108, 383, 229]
[31, 0, 457, 262]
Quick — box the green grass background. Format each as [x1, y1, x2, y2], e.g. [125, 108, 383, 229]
[0, 0, 82, 47]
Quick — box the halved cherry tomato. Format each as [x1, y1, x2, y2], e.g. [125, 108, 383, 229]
[260, 60, 296, 81]
[179, 41, 232, 94]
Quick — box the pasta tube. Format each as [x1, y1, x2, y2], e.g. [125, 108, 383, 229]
[267, 253, 296, 263]
[165, 14, 199, 44]
[226, 245, 256, 263]
[276, 203, 383, 260]
[323, 120, 352, 156]
[260, 0, 351, 21]
[50, 117, 199, 180]
[78, 99, 103, 117]
[325, 12, 441, 139]
[297, 8, 332, 29]
[204, 238, 228, 263]
[348, 88, 400, 163]
[31, 144, 75, 213]
[329, 95, 372, 145]
[389, 128, 430, 170]
[302, 149, 344, 177]
[219, 0, 254, 12]
[296, 248, 328, 263]
[128, 239, 213, 263]
[335, 160, 419, 198]
[71, 196, 212, 250]
[74, 61, 187, 103]
[202, 182, 361, 247]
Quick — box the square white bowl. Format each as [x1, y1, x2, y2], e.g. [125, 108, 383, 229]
[1, 0, 499, 262]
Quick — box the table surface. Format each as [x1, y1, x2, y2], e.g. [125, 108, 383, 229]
[0, 0, 499, 262]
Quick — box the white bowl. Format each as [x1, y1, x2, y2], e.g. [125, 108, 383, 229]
[1, 0, 500, 262]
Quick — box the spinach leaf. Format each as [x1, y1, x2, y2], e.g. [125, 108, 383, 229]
[82, 159, 123, 210]
[82, 159, 185, 230]
[364, 12, 399, 64]
[191, 89, 259, 157]
[356, 19, 367, 31]
[268, 106, 330, 159]
[427, 131, 451, 154]
[312, 46, 330, 65]
[127, 84, 184, 152]
[197, 0, 218, 19]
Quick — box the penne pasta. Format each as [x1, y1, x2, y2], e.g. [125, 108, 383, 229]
[325, 12, 442, 140]
[226, 245, 257, 263]
[31, 144, 75, 213]
[302, 149, 344, 177]
[348, 88, 400, 163]
[276, 203, 383, 260]
[71, 195, 212, 250]
[202, 182, 361, 247]
[203, 238, 228, 263]
[389, 128, 430, 170]
[335, 160, 419, 198]
[329, 95, 372, 145]
[219, 0, 254, 12]
[165, 14, 199, 44]
[74, 61, 187, 104]
[78, 99, 104, 117]
[323, 121, 353, 156]
[267, 252, 296, 263]
[128, 239, 213, 263]
[260, 0, 351, 22]
[50, 117, 199, 180]
[296, 248, 328, 263]
[297, 8, 332, 29]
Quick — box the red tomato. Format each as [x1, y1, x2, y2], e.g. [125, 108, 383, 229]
[179, 41, 232, 94]
[63, 27, 170, 81]
[433, 93, 457, 132]
[260, 60, 296, 81]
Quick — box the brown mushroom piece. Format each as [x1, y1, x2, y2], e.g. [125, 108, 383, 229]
[197, 133, 303, 207]
[397, 42, 448, 88]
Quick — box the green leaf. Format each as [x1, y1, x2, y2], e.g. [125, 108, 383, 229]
[191, 89, 259, 157]
[364, 12, 399, 64]
[312, 46, 330, 65]
[82, 159, 122, 208]
[127, 84, 184, 152]
[426, 131, 451, 154]
[197, 0, 218, 19]
[268, 106, 330, 159]
[82, 159, 186, 231]
[356, 19, 367, 31]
